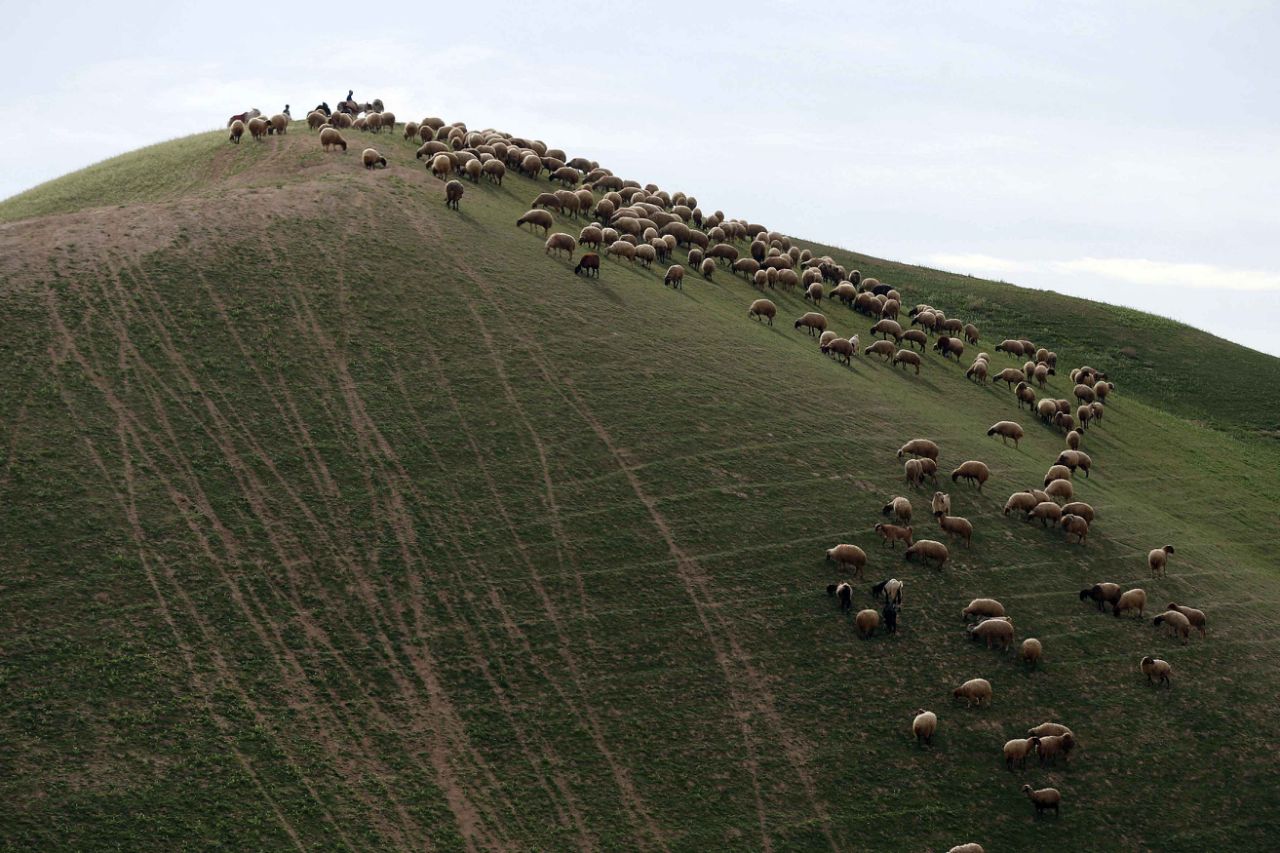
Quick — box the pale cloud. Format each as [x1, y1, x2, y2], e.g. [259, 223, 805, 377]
[926, 254, 1280, 293]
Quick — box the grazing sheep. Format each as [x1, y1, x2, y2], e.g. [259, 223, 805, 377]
[963, 599, 1006, 621]
[1060, 513, 1089, 544]
[893, 349, 923, 374]
[445, 180, 464, 210]
[1090, 401, 1105, 424]
[1022, 785, 1061, 817]
[913, 709, 937, 745]
[951, 460, 990, 491]
[1113, 588, 1148, 618]
[855, 608, 881, 638]
[882, 496, 913, 524]
[905, 539, 949, 568]
[429, 152, 453, 181]
[1056, 450, 1093, 478]
[607, 241, 637, 262]
[794, 312, 828, 336]
[897, 439, 940, 461]
[826, 544, 868, 578]
[319, 127, 347, 151]
[935, 513, 973, 547]
[1033, 363, 1052, 388]
[996, 367, 1026, 388]
[900, 329, 929, 352]
[1074, 383, 1096, 404]
[987, 420, 1025, 448]
[746, 298, 778, 325]
[574, 253, 600, 278]
[1021, 637, 1043, 668]
[904, 458, 926, 488]
[1168, 603, 1207, 637]
[1037, 733, 1075, 766]
[996, 339, 1025, 357]
[545, 232, 576, 258]
[934, 335, 965, 360]
[826, 582, 854, 612]
[1141, 655, 1172, 687]
[1148, 545, 1174, 578]
[871, 319, 904, 340]
[930, 492, 952, 517]
[968, 617, 1015, 650]
[269, 113, 289, 135]
[1015, 382, 1037, 410]
[865, 339, 896, 360]
[949, 845, 984, 853]
[1026, 501, 1063, 526]
[1003, 491, 1038, 516]
[1080, 583, 1122, 612]
[874, 522, 914, 549]
[871, 577, 903, 605]
[953, 678, 992, 707]
[1028, 723, 1073, 740]
[697, 257, 716, 279]
[1004, 737, 1040, 770]
[1154, 610, 1192, 644]
[1043, 466, 1071, 487]
[517, 209, 554, 234]
[361, 148, 387, 169]
[1060, 502, 1095, 523]
[805, 282, 824, 303]
[827, 337, 856, 365]
[248, 116, 270, 140]
[307, 111, 327, 130]
[1044, 479, 1073, 502]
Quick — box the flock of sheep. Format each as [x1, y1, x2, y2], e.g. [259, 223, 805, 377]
[225, 99, 1206, 848]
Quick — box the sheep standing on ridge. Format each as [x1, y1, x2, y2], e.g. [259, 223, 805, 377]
[361, 148, 387, 169]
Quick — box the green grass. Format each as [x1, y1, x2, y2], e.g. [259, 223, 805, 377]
[2, 123, 1279, 851]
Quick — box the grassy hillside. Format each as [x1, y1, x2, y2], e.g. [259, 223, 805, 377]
[2, 124, 1279, 852]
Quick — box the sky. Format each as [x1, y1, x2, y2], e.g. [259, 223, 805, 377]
[4, 1, 1279, 355]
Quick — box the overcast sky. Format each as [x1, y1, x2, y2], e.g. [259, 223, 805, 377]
[5, 1, 1278, 355]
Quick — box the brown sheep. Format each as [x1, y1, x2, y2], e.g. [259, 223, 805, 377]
[229, 119, 246, 144]
[1079, 583, 1121, 611]
[1167, 603, 1207, 637]
[1026, 501, 1062, 526]
[1113, 588, 1147, 618]
[544, 233, 576, 258]
[748, 298, 776, 324]
[1061, 501, 1095, 523]
[1003, 491, 1039, 516]
[1044, 465, 1072, 485]
[968, 617, 1014, 650]
[1153, 610, 1192, 644]
[248, 116, 270, 140]
[986, 420, 1024, 448]
[1060, 513, 1089, 544]
[1065, 429, 1081, 450]
[826, 543, 868, 579]
[905, 539, 948, 568]
[1056, 450, 1093, 478]
[827, 337, 856, 365]
[871, 319, 904, 340]
[882, 496, 913, 524]
[1148, 545, 1174, 578]
[874, 522, 914, 549]
[962, 598, 1005, 621]
[1044, 479, 1073, 503]
[865, 339, 896, 360]
[1004, 737, 1039, 770]
[897, 439, 940, 461]
[935, 513, 973, 547]
[996, 367, 1026, 388]
[855, 608, 881, 638]
[951, 460, 990, 491]
[794, 313, 828, 336]
[1015, 381, 1037, 410]
[319, 126, 347, 151]
[963, 323, 980, 344]
[573, 253, 600, 278]
[1020, 637, 1043, 668]
[1141, 655, 1172, 687]
[1021, 785, 1061, 817]
[893, 349, 922, 374]
[517, 209, 554, 234]
[445, 180, 463, 210]
[361, 148, 387, 169]
[952, 677, 992, 707]
[933, 335, 965, 360]
[430, 152, 453, 181]
[913, 709, 937, 746]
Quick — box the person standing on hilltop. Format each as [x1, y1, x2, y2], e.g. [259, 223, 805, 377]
[282, 104, 291, 118]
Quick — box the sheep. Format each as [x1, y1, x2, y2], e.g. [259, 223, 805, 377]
[429, 152, 453, 181]
[228, 119, 246, 144]
[319, 127, 347, 152]
[1060, 513, 1089, 544]
[269, 113, 289, 135]
[826, 543, 868, 578]
[307, 111, 327, 130]
[517, 209, 554, 234]
[903, 458, 926, 488]
[804, 282, 824, 303]
[935, 513, 973, 547]
[899, 329, 928, 352]
[1026, 724, 1072, 742]
[996, 339, 1025, 357]
[694, 257, 714, 279]
[361, 148, 387, 169]
[1148, 545, 1174, 578]
[905, 539, 948, 568]
[1044, 479, 1073, 503]
[968, 617, 1015, 650]
[1004, 737, 1039, 770]
[865, 339, 896, 360]
[1074, 383, 1096, 404]
[871, 319, 903, 340]
[1054, 411, 1076, 432]
[949, 845, 984, 853]
[747, 298, 778, 325]
[445, 180, 464, 210]
[1167, 603, 1207, 637]
[1003, 491, 1039, 516]
[930, 494, 951, 519]
[965, 359, 989, 383]
[871, 577, 903, 605]
[987, 420, 1024, 448]
[1021, 637, 1043, 668]
[544, 232, 576, 258]
[893, 349, 922, 374]
[1079, 583, 1122, 612]
[1043, 466, 1072, 486]
[855, 608, 881, 638]
[1061, 502, 1095, 523]
[1113, 588, 1147, 618]
[913, 709, 937, 745]
[1022, 785, 1061, 817]
[607, 241, 637, 262]
[996, 367, 1025, 388]
[963, 599, 1006, 622]
[1036, 398, 1058, 422]
[1094, 380, 1114, 402]
[874, 522, 914, 549]
[951, 460, 990, 491]
[934, 335, 965, 360]
[882, 496, 913, 524]
[1065, 429, 1081, 450]
[794, 312, 828, 336]
[1141, 655, 1172, 687]
[1077, 404, 1093, 431]
[1033, 363, 1052, 388]
[952, 678, 992, 707]
[1037, 733, 1075, 766]
[248, 116, 270, 140]
[573, 253, 600, 278]
[577, 225, 603, 250]
[1056, 450, 1093, 478]
[1153, 610, 1192, 644]
[827, 337, 856, 365]
[897, 439, 939, 461]
[1015, 382, 1037, 409]
[1026, 502, 1062, 526]
[1090, 400, 1105, 424]
[826, 582, 854, 612]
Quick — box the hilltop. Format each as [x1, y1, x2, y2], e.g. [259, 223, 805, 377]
[2, 122, 1279, 852]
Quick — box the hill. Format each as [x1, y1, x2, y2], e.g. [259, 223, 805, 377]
[2, 124, 1279, 852]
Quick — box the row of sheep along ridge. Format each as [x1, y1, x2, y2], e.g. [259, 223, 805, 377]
[226, 100, 1205, 847]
